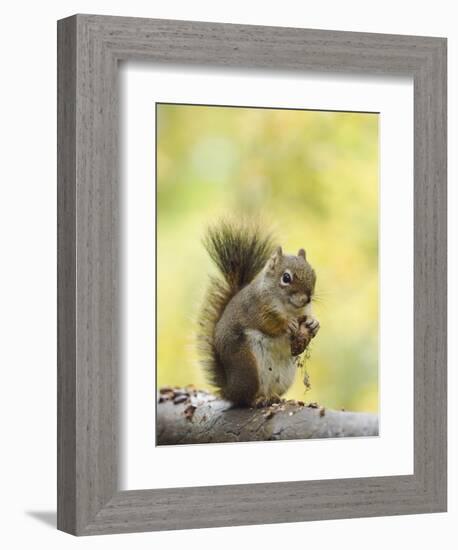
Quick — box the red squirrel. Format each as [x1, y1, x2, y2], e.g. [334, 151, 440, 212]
[197, 222, 319, 407]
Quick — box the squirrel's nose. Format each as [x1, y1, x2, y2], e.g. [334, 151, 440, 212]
[296, 294, 307, 307]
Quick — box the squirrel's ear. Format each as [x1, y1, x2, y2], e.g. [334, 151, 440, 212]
[298, 248, 306, 260]
[267, 246, 282, 270]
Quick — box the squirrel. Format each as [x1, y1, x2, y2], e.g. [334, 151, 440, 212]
[197, 221, 320, 407]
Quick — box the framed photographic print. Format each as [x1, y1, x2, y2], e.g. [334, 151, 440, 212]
[57, 14, 447, 535]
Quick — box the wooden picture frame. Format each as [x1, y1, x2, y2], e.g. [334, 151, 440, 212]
[57, 14, 447, 535]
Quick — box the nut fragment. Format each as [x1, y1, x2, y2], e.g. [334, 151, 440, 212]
[184, 404, 196, 421]
[173, 394, 188, 405]
[290, 318, 312, 356]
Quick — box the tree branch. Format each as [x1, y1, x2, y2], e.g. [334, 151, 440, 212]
[157, 387, 379, 445]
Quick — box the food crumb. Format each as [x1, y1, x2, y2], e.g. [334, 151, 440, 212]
[173, 394, 189, 405]
[184, 404, 196, 421]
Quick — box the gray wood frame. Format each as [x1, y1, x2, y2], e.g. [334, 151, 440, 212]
[57, 14, 447, 536]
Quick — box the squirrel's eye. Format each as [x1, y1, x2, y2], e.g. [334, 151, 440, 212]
[281, 272, 292, 285]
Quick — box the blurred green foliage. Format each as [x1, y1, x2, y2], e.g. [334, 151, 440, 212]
[156, 103, 378, 413]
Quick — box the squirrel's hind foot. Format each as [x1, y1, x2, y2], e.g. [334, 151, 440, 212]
[254, 393, 282, 409]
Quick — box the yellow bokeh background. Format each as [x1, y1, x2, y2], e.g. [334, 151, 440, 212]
[157, 103, 378, 413]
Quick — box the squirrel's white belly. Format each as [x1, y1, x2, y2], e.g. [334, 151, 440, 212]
[245, 329, 296, 398]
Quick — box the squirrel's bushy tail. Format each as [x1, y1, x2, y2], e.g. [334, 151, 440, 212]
[197, 221, 275, 391]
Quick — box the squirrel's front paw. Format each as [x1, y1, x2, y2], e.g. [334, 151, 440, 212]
[290, 316, 319, 356]
[287, 318, 300, 337]
[305, 316, 320, 338]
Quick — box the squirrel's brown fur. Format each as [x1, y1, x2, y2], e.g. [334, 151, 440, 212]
[197, 221, 319, 406]
[197, 222, 275, 391]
